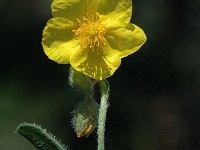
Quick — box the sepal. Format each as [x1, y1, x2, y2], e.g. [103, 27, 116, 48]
[69, 66, 93, 95]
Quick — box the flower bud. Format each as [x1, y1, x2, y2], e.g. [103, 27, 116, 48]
[71, 97, 99, 138]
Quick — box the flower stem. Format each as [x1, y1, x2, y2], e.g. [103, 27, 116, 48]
[97, 81, 109, 150]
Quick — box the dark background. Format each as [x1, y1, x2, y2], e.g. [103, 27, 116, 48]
[0, 0, 200, 149]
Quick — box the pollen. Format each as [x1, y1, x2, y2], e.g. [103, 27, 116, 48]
[73, 13, 106, 49]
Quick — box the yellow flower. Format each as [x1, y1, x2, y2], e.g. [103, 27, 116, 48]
[42, 0, 146, 80]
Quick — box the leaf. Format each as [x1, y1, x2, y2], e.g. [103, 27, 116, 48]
[15, 123, 68, 150]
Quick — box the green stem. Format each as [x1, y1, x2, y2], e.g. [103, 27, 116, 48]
[97, 81, 109, 150]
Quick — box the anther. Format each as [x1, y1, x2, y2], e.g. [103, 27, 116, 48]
[73, 13, 106, 49]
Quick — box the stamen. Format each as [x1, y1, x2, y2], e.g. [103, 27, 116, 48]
[73, 13, 106, 49]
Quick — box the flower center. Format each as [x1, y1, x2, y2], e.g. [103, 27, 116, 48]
[73, 13, 106, 49]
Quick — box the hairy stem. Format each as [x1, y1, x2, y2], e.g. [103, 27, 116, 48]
[97, 81, 109, 150]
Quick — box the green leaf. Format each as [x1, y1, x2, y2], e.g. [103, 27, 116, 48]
[15, 123, 68, 150]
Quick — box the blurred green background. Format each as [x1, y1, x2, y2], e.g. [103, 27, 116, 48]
[0, 0, 200, 149]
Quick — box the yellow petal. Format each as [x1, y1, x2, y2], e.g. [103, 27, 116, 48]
[101, 41, 121, 64]
[100, 0, 132, 29]
[42, 17, 80, 64]
[106, 23, 147, 58]
[70, 47, 121, 80]
[51, 0, 98, 21]
[97, 0, 119, 14]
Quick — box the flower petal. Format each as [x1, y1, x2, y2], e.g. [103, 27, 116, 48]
[106, 23, 147, 58]
[97, 0, 119, 14]
[99, 0, 132, 29]
[101, 41, 122, 65]
[51, 0, 98, 21]
[70, 47, 121, 80]
[42, 17, 80, 64]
